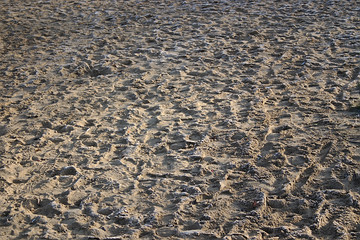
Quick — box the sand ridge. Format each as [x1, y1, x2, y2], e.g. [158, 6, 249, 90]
[0, 0, 359, 239]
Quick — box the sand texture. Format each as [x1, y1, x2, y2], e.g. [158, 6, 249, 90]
[1, 0, 360, 239]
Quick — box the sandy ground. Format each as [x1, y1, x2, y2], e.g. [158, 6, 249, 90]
[0, 0, 359, 239]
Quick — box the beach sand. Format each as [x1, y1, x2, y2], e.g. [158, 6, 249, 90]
[0, 0, 359, 239]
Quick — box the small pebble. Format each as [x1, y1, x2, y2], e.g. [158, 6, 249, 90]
[60, 166, 78, 176]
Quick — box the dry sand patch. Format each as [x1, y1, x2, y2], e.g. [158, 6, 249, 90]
[0, 0, 359, 239]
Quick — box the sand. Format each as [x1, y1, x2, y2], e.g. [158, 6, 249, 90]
[0, 0, 359, 239]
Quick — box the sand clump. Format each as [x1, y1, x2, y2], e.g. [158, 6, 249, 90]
[0, 0, 359, 239]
